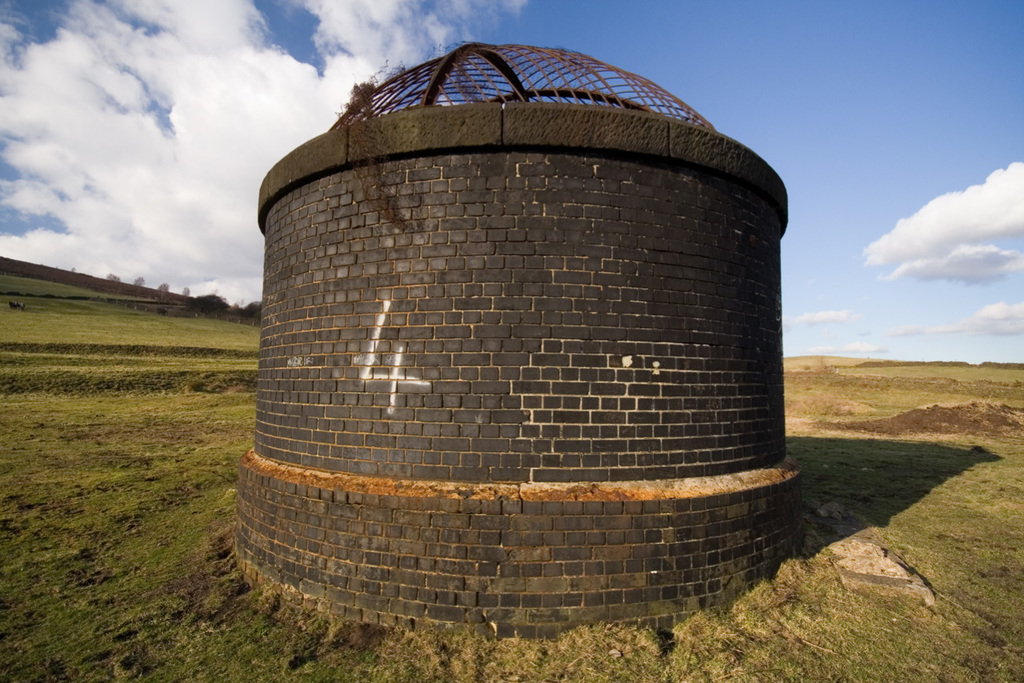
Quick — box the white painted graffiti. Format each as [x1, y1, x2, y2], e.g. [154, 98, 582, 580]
[354, 300, 430, 413]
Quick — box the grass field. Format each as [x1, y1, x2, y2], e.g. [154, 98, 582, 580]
[1, 274, 136, 300]
[1, 275, 259, 348]
[1, 282, 1022, 681]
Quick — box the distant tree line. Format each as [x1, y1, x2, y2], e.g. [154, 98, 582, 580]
[185, 294, 261, 321]
[1, 256, 263, 321]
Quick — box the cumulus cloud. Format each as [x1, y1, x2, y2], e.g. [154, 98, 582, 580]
[864, 162, 1024, 283]
[787, 309, 862, 326]
[806, 342, 887, 355]
[307, 0, 523, 65]
[0, 0, 523, 302]
[880, 244, 1024, 283]
[890, 301, 1024, 337]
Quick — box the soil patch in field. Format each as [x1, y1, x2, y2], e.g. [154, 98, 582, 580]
[835, 402, 1024, 437]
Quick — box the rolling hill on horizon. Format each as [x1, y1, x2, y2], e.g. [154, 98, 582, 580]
[0, 255, 190, 304]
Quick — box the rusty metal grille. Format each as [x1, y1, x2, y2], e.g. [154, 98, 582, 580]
[334, 43, 713, 130]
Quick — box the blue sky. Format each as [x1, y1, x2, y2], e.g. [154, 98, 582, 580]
[1, 1, 1021, 362]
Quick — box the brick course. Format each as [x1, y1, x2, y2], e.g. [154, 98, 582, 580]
[256, 150, 784, 483]
[237, 450, 801, 638]
[238, 104, 800, 636]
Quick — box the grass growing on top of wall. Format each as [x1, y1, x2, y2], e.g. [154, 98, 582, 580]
[1, 302, 1022, 680]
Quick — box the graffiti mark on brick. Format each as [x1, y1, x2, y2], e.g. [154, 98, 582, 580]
[355, 299, 430, 413]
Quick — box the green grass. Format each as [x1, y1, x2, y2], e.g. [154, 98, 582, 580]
[0, 273, 136, 300]
[786, 355, 1024, 385]
[0, 393, 265, 680]
[1, 274, 259, 348]
[2, 301, 259, 348]
[1, 298, 1023, 680]
[843, 363, 1024, 385]
[0, 345, 257, 394]
[785, 365, 1024, 421]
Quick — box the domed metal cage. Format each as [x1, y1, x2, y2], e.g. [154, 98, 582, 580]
[333, 43, 714, 130]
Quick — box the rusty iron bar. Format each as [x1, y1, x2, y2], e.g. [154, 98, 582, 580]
[334, 43, 713, 130]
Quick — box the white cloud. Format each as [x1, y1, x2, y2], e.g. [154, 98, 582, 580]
[806, 342, 887, 355]
[0, 0, 523, 301]
[787, 309, 862, 325]
[890, 301, 1024, 337]
[306, 0, 526, 66]
[880, 244, 1024, 283]
[107, 0, 267, 52]
[864, 162, 1024, 283]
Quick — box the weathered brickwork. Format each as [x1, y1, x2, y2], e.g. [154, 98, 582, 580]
[236, 451, 801, 638]
[238, 104, 799, 636]
[255, 151, 784, 483]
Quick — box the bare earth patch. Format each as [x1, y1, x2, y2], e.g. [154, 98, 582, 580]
[833, 402, 1024, 437]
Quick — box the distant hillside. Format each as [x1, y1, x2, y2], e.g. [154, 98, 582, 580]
[0, 255, 188, 303]
[786, 355, 1024, 372]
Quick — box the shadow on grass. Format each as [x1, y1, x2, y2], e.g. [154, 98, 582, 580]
[788, 436, 1000, 528]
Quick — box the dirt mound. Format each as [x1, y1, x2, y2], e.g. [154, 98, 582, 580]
[835, 402, 1024, 437]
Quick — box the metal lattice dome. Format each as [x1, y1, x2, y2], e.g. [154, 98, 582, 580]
[334, 43, 713, 130]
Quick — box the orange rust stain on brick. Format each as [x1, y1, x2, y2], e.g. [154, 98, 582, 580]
[241, 450, 799, 503]
[240, 450, 519, 500]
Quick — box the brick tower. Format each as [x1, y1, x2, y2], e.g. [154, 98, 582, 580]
[236, 44, 801, 638]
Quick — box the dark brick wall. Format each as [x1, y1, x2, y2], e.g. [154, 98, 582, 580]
[239, 104, 798, 635]
[236, 450, 801, 638]
[254, 151, 784, 484]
